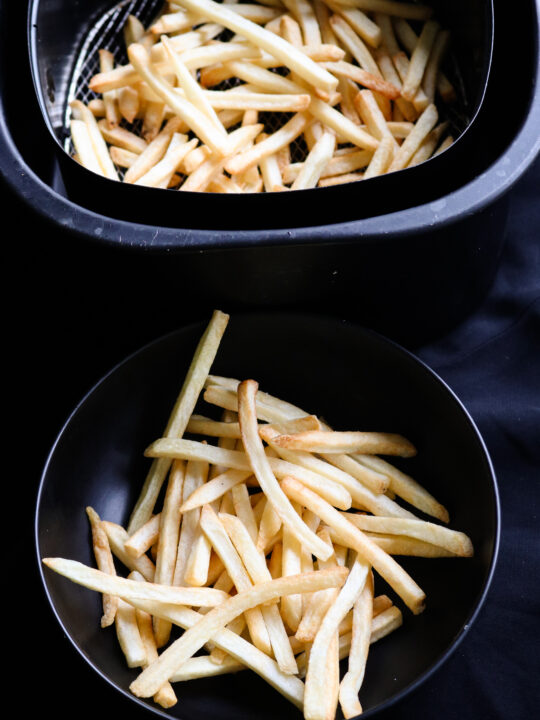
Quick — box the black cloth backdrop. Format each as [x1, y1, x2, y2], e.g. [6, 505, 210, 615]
[13, 158, 539, 718]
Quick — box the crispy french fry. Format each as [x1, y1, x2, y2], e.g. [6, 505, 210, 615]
[338, 570, 374, 718]
[272, 429, 416, 457]
[129, 566, 348, 698]
[127, 310, 229, 534]
[86, 506, 118, 627]
[281, 476, 426, 614]
[124, 513, 161, 559]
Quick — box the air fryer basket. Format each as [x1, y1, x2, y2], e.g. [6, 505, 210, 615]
[28, 0, 494, 230]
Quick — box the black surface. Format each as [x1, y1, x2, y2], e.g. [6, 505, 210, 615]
[10, 153, 539, 719]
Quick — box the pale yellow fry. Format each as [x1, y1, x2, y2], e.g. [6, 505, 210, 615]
[127, 309, 229, 534]
[174, 0, 337, 93]
[280, 501, 304, 633]
[401, 20, 440, 101]
[319, 453, 388, 494]
[170, 654, 244, 681]
[173, 458, 209, 586]
[273, 429, 417, 457]
[98, 49, 121, 129]
[131, 571, 177, 708]
[161, 35, 225, 132]
[127, 597, 306, 708]
[202, 89, 311, 113]
[86, 506, 118, 627]
[291, 130, 336, 190]
[257, 496, 283, 551]
[365, 533, 456, 557]
[225, 112, 309, 176]
[392, 51, 430, 112]
[135, 135, 197, 188]
[97, 119, 148, 154]
[344, 515, 473, 556]
[118, 86, 141, 124]
[182, 123, 263, 192]
[138, 100, 163, 143]
[281, 477, 426, 614]
[355, 454, 449, 522]
[422, 29, 451, 103]
[124, 14, 145, 47]
[219, 513, 298, 675]
[42, 558, 229, 607]
[308, 97, 379, 152]
[200, 504, 272, 656]
[103, 521, 156, 581]
[116, 598, 147, 668]
[387, 102, 438, 171]
[128, 43, 231, 156]
[209, 614, 247, 665]
[338, 570, 373, 718]
[282, 0, 322, 44]
[304, 557, 370, 720]
[183, 533, 213, 586]
[129, 567, 348, 698]
[433, 134, 454, 156]
[363, 133, 394, 178]
[354, 89, 398, 149]
[124, 513, 161, 559]
[146, 438, 352, 511]
[230, 484, 258, 543]
[331, 0, 432, 21]
[408, 121, 449, 167]
[124, 116, 187, 183]
[329, 14, 381, 77]
[181, 469, 253, 512]
[153, 460, 185, 647]
[70, 101, 119, 180]
[324, 0, 381, 47]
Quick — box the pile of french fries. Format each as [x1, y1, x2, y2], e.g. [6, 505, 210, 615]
[44, 309, 474, 719]
[69, 0, 457, 192]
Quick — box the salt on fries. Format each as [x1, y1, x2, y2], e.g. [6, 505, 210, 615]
[69, 0, 457, 192]
[43, 310, 473, 718]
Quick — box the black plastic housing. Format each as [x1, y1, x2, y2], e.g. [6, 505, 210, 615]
[1, 1, 539, 346]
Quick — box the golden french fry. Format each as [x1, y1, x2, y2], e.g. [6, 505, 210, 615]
[127, 310, 229, 534]
[86, 506, 118, 627]
[272, 429, 417, 457]
[281, 476, 426, 614]
[129, 566, 348, 698]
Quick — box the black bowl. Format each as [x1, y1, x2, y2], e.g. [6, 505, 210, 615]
[36, 313, 499, 719]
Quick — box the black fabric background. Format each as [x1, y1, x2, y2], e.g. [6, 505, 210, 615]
[10, 156, 539, 718]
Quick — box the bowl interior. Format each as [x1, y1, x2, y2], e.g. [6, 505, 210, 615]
[36, 313, 499, 719]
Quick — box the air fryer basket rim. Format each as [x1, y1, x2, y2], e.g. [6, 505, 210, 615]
[25, 0, 494, 231]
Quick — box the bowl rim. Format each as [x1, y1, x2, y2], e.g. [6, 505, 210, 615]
[34, 312, 501, 719]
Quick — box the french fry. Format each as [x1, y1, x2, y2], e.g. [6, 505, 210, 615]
[124, 513, 161, 558]
[333, 0, 432, 21]
[153, 460, 185, 647]
[118, 86, 141, 123]
[127, 309, 229, 534]
[135, 134, 197, 188]
[387, 102, 438, 171]
[343, 514, 473, 556]
[42, 557, 230, 608]
[329, 14, 381, 77]
[272, 429, 417, 457]
[401, 20, 440, 101]
[304, 558, 370, 720]
[291, 129, 336, 190]
[116, 597, 147, 668]
[70, 100, 119, 180]
[86, 506, 118, 627]
[199, 504, 273, 655]
[103, 521, 156, 581]
[281, 476, 426, 614]
[363, 133, 394, 177]
[338, 571, 373, 718]
[174, 0, 338, 93]
[98, 49, 121, 129]
[129, 566, 348, 698]
[173, 458, 209, 587]
[354, 453, 449, 522]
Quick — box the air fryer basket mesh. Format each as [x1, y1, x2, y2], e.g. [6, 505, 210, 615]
[61, 0, 470, 178]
